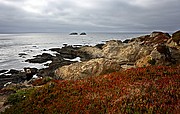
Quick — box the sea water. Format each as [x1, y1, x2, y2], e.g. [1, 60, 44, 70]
[0, 32, 148, 70]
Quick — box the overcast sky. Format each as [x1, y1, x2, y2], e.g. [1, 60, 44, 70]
[0, 0, 179, 33]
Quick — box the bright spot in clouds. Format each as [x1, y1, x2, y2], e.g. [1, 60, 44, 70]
[0, 0, 179, 32]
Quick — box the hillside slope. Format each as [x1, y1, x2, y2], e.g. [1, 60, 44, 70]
[3, 65, 180, 114]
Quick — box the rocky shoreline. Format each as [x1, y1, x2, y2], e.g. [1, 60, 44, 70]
[1, 30, 180, 88]
[0, 30, 180, 112]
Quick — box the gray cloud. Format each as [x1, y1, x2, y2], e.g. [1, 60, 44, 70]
[0, 0, 179, 33]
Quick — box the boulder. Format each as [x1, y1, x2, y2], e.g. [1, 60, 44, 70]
[95, 44, 105, 49]
[156, 44, 172, 61]
[55, 58, 122, 80]
[150, 31, 164, 37]
[102, 43, 153, 62]
[79, 46, 103, 59]
[24, 68, 38, 81]
[172, 30, 180, 46]
[123, 39, 131, 43]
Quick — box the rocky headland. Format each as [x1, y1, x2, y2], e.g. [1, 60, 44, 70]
[0, 30, 180, 113]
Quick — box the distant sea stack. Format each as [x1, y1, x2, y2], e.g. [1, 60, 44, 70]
[69, 32, 78, 35]
[80, 32, 86, 35]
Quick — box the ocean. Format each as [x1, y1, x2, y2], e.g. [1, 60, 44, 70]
[0, 32, 148, 70]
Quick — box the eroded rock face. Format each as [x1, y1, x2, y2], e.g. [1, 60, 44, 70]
[55, 58, 122, 80]
[80, 46, 103, 59]
[103, 43, 153, 62]
[172, 30, 180, 46]
[135, 55, 153, 67]
[80, 40, 153, 62]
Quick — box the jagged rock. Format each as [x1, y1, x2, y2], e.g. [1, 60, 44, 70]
[150, 31, 164, 37]
[95, 44, 104, 49]
[25, 53, 53, 63]
[123, 39, 131, 43]
[156, 44, 172, 61]
[6, 69, 20, 74]
[170, 47, 180, 64]
[135, 55, 154, 67]
[172, 30, 180, 46]
[80, 40, 153, 62]
[24, 68, 38, 81]
[37, 60, 75, 77]
[136, 45, 180, 67]
[103, 43, 153, 62]
[0, 70, 8, 74]
[79, 46, 103, 58]
[50, 46, 93, 61]
[55, 58, 122, 80]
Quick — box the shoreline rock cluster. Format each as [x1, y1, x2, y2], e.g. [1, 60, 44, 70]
[0, 30, 180, 89]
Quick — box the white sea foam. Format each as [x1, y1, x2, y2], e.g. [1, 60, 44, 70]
[64, 57, 81, 62]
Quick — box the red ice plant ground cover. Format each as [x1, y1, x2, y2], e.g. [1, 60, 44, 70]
[3, 65, 180, 114]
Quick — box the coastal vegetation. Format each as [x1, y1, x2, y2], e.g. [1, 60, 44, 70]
[3, 65, 180, 114]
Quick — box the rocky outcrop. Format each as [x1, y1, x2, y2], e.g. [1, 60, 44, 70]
[13, 31, 180, 82]
[80, 40, 153, 62]
[50, 45, 93, 61]
[135, 55, 153, 67]
[79, 46, 103, 58]
[55, 58, 123, 80]
[80, 32, 86, 35]
[69, 32, 78, 35]
[25, 53, 53, 63]
[0, 68, 38, 89]
[172, 30, 180, 46]
[127, 32, 170, 45]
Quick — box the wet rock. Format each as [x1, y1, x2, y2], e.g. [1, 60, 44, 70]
[25, 53, 53, 63]
[50, 45, 93, 61]
[37, 60, 75, 77]
[0, 70, 8, 74]
[6, 69, 19, 74]
[123, 39, 131, 43]
[18, 53, 27, 56]
[95, 44, 104, 49]
[24, 68, 38, 81]
[0, 67, 39, 89]
[69, 32, 78, 35]
[80, 32, 86, 35]
[50, 46, 78, 59]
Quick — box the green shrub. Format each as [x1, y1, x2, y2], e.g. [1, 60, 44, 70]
[6, 88, 35, 105]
